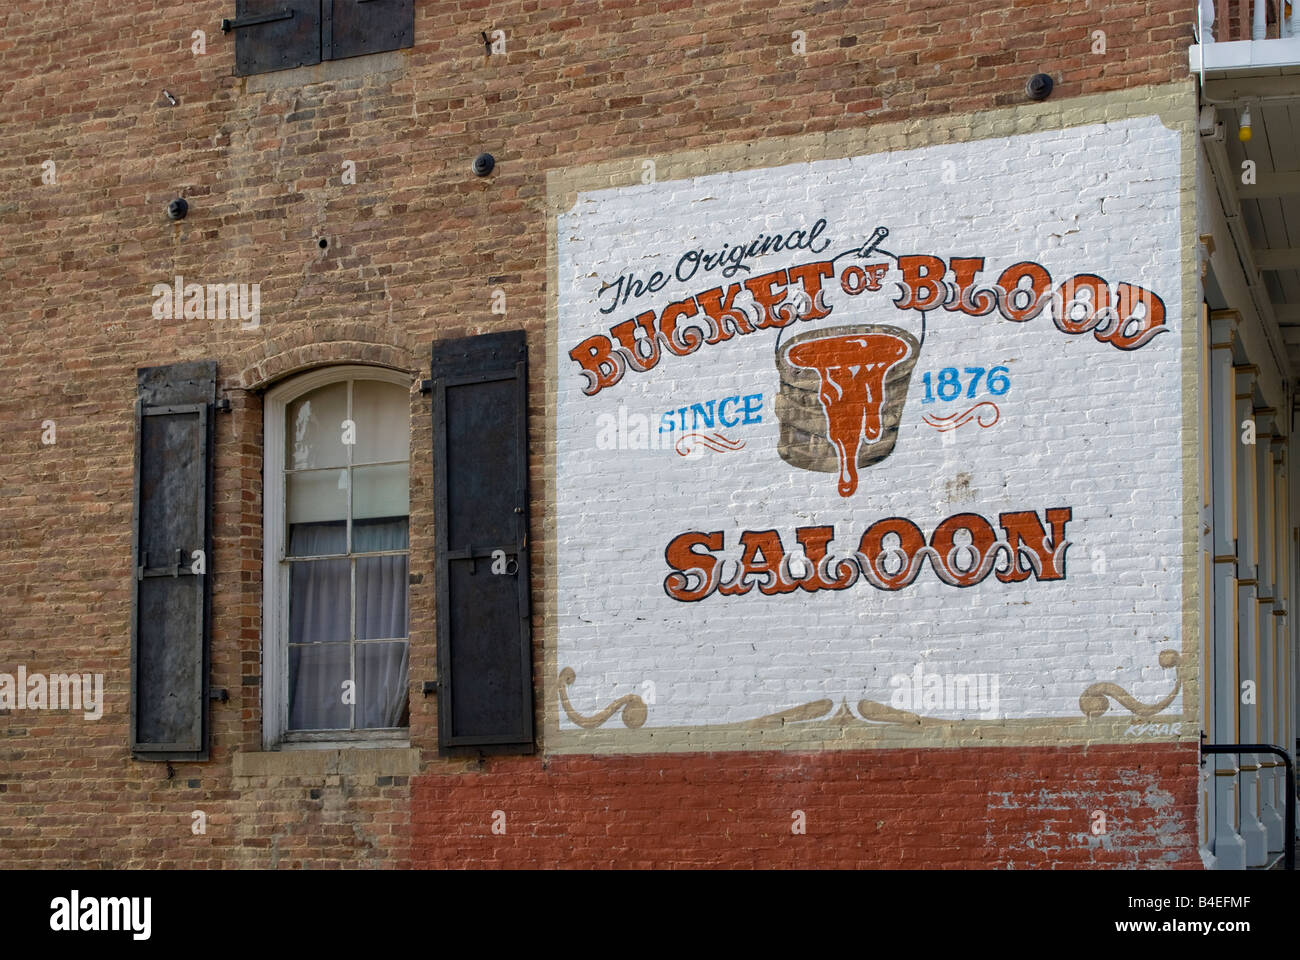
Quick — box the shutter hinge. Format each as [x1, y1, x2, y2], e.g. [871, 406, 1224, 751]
[221, 9, 294, 32]
[422, 680, 439, 697]
[419, 379, 434, 395]
[209, 688, 229, 703]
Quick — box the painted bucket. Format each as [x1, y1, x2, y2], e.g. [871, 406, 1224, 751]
[774, 322, 920, 497]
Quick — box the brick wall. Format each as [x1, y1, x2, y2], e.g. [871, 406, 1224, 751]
[0, 0, 1199, 868]
[412, 745, 1203, 868]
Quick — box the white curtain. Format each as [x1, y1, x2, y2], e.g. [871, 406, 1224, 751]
[288, 518, 409, 730]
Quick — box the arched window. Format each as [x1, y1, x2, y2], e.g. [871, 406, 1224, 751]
[263, 366, 410, 746]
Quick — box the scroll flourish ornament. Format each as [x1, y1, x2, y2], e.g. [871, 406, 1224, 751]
[1079, 650, 1181, 718]
[922, 401, 1000, 432]
[558, 667, 648, 729]
[675, 432, 746, 457]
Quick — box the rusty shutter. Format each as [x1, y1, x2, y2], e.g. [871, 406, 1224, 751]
[431, 332, 534, 755]
[225, 0, 322, 76]
[325, 0, 414, 61]
[130, 361, 216, 761]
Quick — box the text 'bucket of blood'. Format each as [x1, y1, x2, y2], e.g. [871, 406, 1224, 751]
[775, 227, 923, 498]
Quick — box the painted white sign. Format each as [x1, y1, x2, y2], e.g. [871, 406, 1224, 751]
[555, 116, 1183, 731]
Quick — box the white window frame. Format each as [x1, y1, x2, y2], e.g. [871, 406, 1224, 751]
[262, 365, 412, 751]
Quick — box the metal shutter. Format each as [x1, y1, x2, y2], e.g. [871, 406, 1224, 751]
[431, 332, 534, 755]
[130, 361, 216, 761]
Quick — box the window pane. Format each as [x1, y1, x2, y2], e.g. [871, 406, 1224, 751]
[357, 555, 408, 640]
[288, 644, 351, 730]
[288, 520, 346, 557]
[286, 381, 348, 470]
[288, 468, 348, 534]
[352, 380, 409, 465]
[353, 516, 409, 553]
[353, 462, 408, 521]
[289, 558, 350, 644]
[356, 641, 409, 728]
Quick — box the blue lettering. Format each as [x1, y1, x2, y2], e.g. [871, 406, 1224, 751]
[689, 400, 716, 430]
[659, 395, 762, 432]
[718, 395, 741, 427]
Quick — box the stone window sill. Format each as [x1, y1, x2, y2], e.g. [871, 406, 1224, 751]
[233, 746, 418, 778]
[243, 50, 406, 93]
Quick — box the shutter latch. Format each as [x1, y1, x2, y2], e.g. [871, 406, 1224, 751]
[221, 9, 294, 32]
[136, 549, 191, 579]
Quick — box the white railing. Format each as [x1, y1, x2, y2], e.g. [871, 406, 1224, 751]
[1199, 0, 1297, 42]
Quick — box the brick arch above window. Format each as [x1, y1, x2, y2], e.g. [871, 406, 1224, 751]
[234, 330, 419, 392]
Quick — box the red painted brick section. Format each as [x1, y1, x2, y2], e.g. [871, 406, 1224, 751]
[412, 745, 1203, 868]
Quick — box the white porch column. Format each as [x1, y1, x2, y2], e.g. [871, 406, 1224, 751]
[1256, 410, 1284, 851]
[1199, 303, 1216, 861]
[1271, 440, 1291, 839]
[1235, 364, 1268, 866]
[1209, 311, 1246, 868]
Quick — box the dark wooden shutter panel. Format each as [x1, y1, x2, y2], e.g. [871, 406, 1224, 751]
[130, 361, 216, 761]
[325, 0, 414, 61]
[432, 332, 534, 755]
[229, 0, 322, 77]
